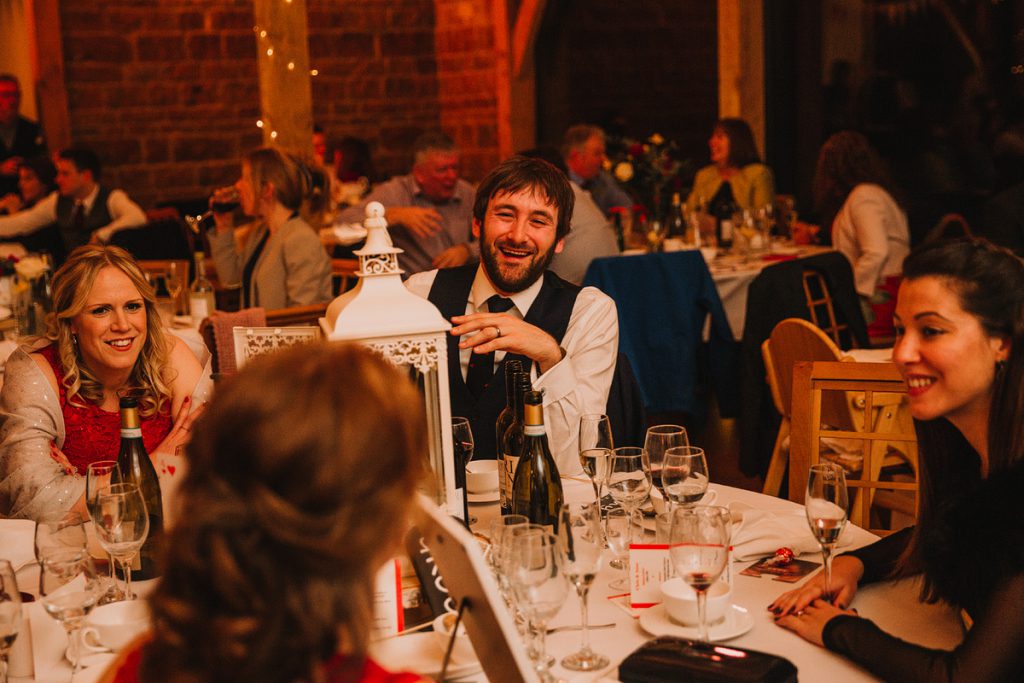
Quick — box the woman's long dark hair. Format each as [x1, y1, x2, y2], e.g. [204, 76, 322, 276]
[715, 118, 761, 168]
[812, 131, 902, 234]
[896, 239, 1024, 602]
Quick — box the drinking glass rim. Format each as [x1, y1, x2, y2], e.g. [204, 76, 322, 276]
[664, 446, 705, 458]
[611, 447, 645, 458]
[39, 546, 89, 567]
[647, 424, 687, 436]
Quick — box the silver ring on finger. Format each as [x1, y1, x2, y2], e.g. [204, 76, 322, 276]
[494, 326, 502, 338]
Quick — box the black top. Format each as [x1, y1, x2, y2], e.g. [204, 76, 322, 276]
[823, 461, 1024, 682]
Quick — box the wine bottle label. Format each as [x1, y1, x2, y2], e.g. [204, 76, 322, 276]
[721, 220, 734, 240]
[189, 295, 209, 321]
[502, 454, 519, 506]
[524, 424, 545, 436]
[120, 427, 142, 438]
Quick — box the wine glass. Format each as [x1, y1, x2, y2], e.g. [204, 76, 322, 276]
[184, 186, 241, 234]
[507, 531, 569, 682]
[164, 262, 185, 315]
[487, 514, 528, 580]
[39, 549, 104, 679]
[643, 425, 689, 505]
[668, 507, 729, 641]
[85, 461, 122, 597]
[0, 560, 22, 683]
[607, 447, 651, 551]
[579, 448, 611, 511]
[92, 483, 150, 601]
[34, 510, 88, 563]
[578, 414, 613, 506]
[557, 502, 609, 672]
[805, 463, 849, 601]
[604, 507, 632, 590]
[661, 446, 710, 511]
[451, 417, 475, 525]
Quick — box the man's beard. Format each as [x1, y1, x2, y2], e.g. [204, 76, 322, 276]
[481, 237, 555, 294]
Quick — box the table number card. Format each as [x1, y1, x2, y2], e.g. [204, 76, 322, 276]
[370, 559, 404, 638]
[628, 543, 675, 609]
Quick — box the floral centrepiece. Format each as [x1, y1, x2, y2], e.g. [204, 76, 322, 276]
[605, 133, 695, 221]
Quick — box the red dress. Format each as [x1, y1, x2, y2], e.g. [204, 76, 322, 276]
[40, 344, 173, 475]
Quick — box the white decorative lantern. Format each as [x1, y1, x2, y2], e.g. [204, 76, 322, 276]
[321, 202, 462, 520]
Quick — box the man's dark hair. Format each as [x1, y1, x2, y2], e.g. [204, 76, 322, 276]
[58, 147, 102, 180]
[412, 131, 456, 165]
[472, 155, 575, 241]
[0, 73, 20, 90]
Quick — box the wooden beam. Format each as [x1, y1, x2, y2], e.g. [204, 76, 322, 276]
[717, 0, 765, 154]
[512, 0, 546, 79]
[31, 0, 71, 151]
[252, 0, 313, 153]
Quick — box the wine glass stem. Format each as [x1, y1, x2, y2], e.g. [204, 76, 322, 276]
[120, 558, 135, 600]
[1, 652, 8, 683]
[577, 584, 592, 652]
[533, 622, 550, 676]
[696, 589, 709, 641]
[821, 543, 835, 601]
[65, 624, 82, 681]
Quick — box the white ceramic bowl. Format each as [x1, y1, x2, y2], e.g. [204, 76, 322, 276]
[465, 460, 499, 494]
[82, 599, 150, 651]
[431, 612, 478, 664]
[660, 577, 730, 626]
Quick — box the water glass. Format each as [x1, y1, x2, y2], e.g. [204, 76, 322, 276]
[39, 549, 104, 679]
[607, 447, 650, 550]
[507, 531, 569, 681]
[0, 561, 22, 683]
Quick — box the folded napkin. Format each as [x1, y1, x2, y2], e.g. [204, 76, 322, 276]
[729, 504, 854, 561]
[0, 518, 36, 572]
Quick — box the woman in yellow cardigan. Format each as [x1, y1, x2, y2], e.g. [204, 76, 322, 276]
[686, 118, 775, 214]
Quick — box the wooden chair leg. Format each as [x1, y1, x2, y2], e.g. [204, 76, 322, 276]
[762, 418, 790, 497]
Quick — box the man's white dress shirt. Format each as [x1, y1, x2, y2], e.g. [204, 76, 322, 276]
[0, 186, 146, 243]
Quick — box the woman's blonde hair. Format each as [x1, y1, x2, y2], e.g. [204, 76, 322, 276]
[142, 343, 427, 682]
[246, 147, 311, 212]
[45, 245, 172, 416]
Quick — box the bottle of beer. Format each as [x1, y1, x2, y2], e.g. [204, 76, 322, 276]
[500, 371, 532, 515]
[112, 397, 164, 580]
[511, 391, 564, 532]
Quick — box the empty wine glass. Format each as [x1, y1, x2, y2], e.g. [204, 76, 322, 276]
[85, 461, 121, 595]
[451, 417, 475, 525]
[0, 560, 22, 683]
[604, 507, 631, 590]
[806, 463, 849, 601]
[487, 514, 528, 580]
[643, 425, 688, 503]
[92, 483, 149, 600]
[668, 506, 729, 641]
[578, 414, 614, 506]
[607, 447, 651, 551]
[39, 549, 103, 680]
[661, 446, 710, 511]
[557, 502, 609, 672]
[507, 531, 569, 682]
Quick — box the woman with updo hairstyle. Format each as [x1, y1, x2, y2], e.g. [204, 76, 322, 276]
[772, 238, 1024, 681]
[103, 343, 427, 683]
[685, 117, 775, 213]
[0, 245, 208, 520]
[210, 147, 333, 310]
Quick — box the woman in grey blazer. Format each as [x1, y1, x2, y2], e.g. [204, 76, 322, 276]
[210, 148, 332, 310]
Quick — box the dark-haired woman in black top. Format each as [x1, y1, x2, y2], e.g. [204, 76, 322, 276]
[770, 238, 1024, 682]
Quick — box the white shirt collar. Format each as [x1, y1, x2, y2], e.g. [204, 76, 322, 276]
[78, 184, 100, 212]
[470, 264, 544, 317]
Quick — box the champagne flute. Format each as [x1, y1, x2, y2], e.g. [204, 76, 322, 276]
[451, 417, 475, 525]
[557, 502, 609, 671]
[164, 262, 185, 315]
[806, 463, 849, 601]
[643, 424, 688, 502]
[661, 446, 710, 511]
[604, 507, 632, 589]
[668, 507, 729, 641]
[0, 560, 22, 683]
[92, 483, 150, 601]
[507, 531, 569, 682]
[578, 414, 613, 506]
[607, 447, 651, 551]
[85, 461, 121, 595]
[39, 549, 103, 680]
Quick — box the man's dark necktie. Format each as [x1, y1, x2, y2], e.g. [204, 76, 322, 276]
[71, 201, 86, 234]
[465, 295, 514, 399]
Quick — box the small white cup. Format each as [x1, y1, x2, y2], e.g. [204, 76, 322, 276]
[660, 577, 730, 626]
[465, 460, 499, 494]
[80, 599, 150, 652]
[432, 612, 478, 664]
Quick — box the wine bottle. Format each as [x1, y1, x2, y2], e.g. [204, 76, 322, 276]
[188, 252, 216, 322]
[667, 192, 685, 238]
[495, 360, 523, 513]
[510, 390, 564, 532]
[500, 371, 532, 515]
[112, 397, 164, 580]
[709, 182, 739, 249]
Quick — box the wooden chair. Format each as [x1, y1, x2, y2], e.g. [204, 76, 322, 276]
[266, 302, 329, 327]
[199, 303, 328, 375]
[789, 360, 919, 535]
[138, 259, 190, 315]
[761, 319, 851, 497]
[802, 269, 851, 348]
[232, 325, 322, 370]
[331, 258, 359, 295]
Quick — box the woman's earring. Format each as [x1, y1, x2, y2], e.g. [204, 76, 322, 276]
[996, 359, 1007, 374]
[71, 333, 78, 346]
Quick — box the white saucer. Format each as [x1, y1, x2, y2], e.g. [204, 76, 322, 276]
[467, 489, 499, 503]
[369, 632, 482, 678]
[65, 646, 117, 670]
[638, 603, 754, 641]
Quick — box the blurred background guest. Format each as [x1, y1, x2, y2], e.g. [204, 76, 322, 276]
[562, 124, 633, 217]
[0, 154, 55, 215]
[685, 117, 775, 214]
[104, 343, 427, 683]
[0, 74, 46, 197]
[813, 131, 909, 338]
[0, 245, 208, 520]
[210, 147, 332, 309]
[772, 238, 1024, 681]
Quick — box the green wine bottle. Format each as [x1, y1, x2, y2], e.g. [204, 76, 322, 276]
[112, 397, 164, 580]
[510, 390, 564, 532]
[500, 371, 531, 515]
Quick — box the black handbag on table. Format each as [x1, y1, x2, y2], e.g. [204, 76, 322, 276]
[619, 636, 798, 682]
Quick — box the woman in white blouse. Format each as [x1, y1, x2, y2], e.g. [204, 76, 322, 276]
[813, 131, 909, 338]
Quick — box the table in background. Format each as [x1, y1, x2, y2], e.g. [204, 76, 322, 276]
[471, 479, 964, 683]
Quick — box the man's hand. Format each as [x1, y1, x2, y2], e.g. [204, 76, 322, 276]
[433, 243, 471, 269]
[450, 312, 564, 374]
[0, 193, 23, 214]
[0, 157, 22, 176]
[387, 206, 443, 239]
[91, 226, 115, 244]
